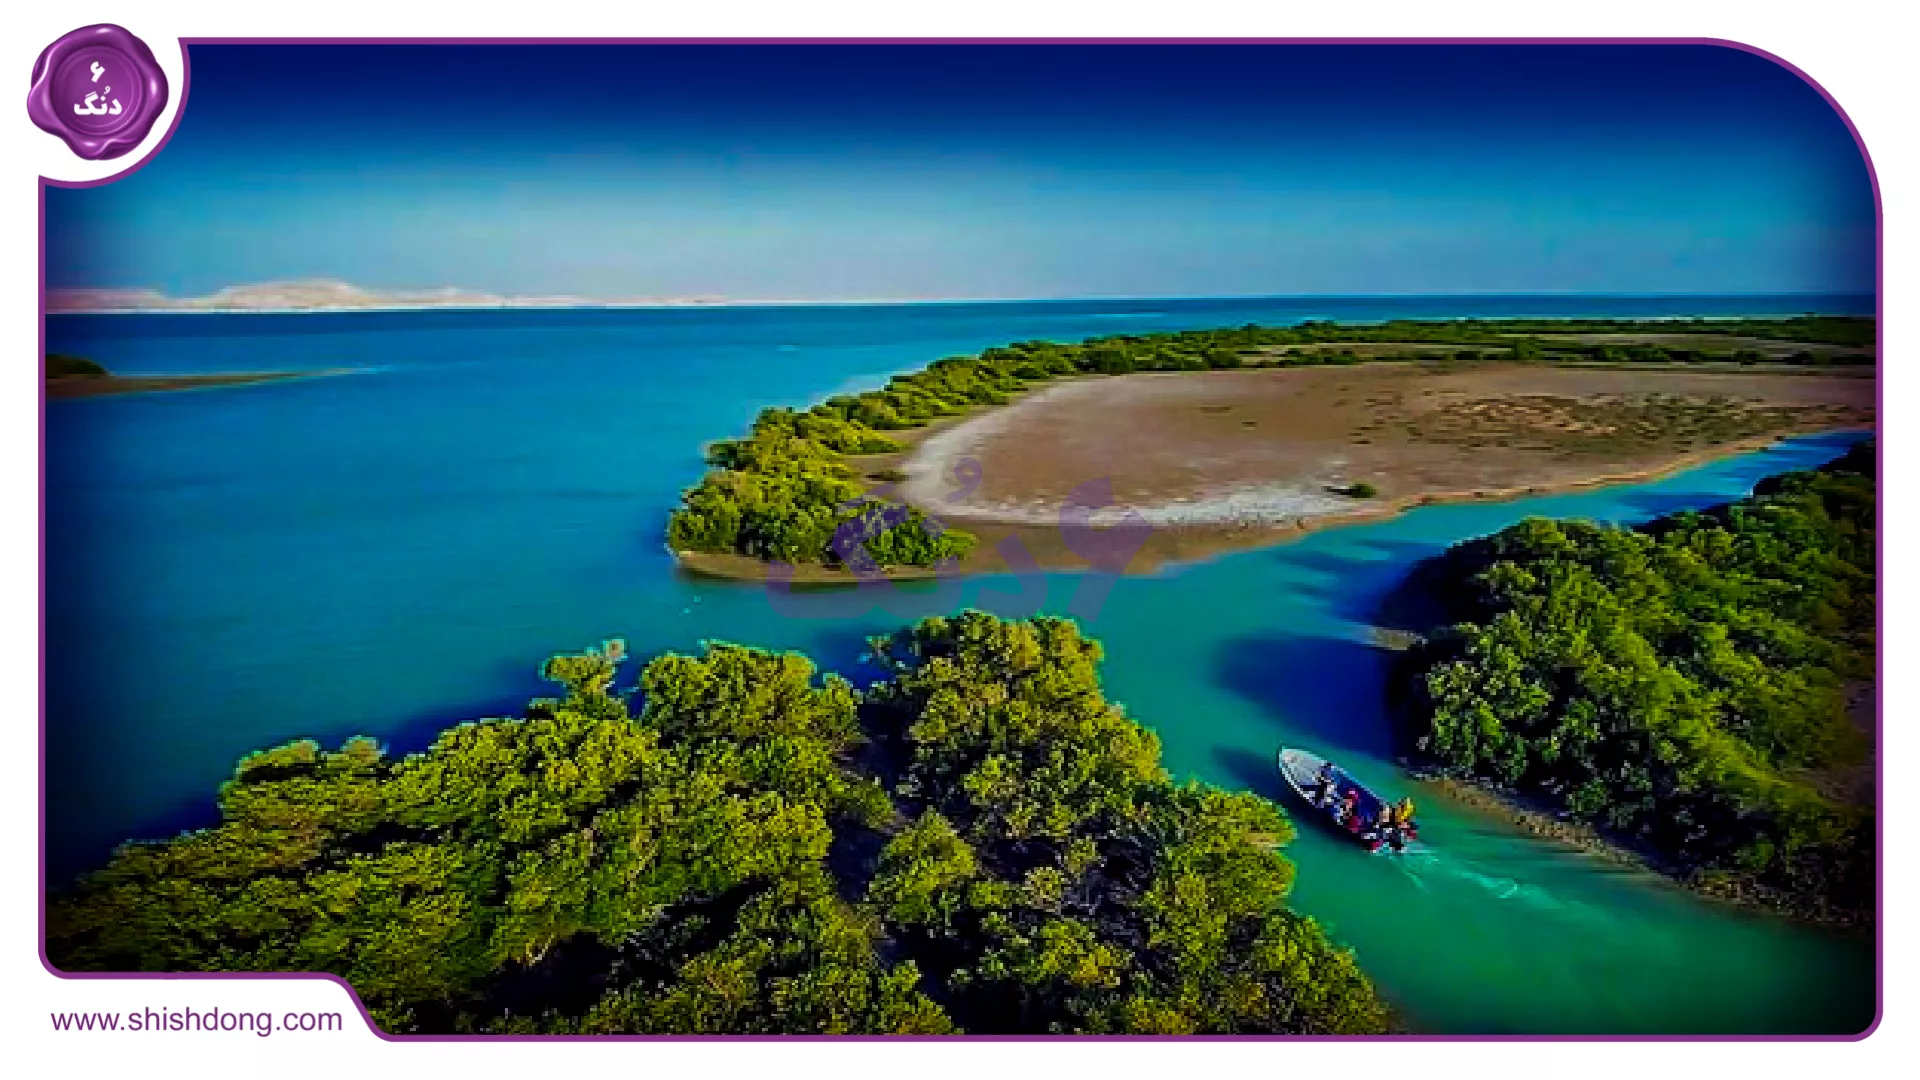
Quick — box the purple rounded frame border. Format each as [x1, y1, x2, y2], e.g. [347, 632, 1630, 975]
[34, 36, 1888, 1044]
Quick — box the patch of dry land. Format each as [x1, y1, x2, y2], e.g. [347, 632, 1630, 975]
[46, 369, 353, 400]
[881, 362, 1873, 573]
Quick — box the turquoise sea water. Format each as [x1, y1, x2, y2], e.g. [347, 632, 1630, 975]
[45, 295, 1875, 1034]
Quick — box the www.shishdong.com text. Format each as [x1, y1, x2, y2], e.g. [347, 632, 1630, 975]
[50, 1005, 345, 1036]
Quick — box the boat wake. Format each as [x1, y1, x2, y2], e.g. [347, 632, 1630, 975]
[1392, 846, 1578, 914]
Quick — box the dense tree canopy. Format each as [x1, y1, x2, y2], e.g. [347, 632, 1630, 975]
[1393, 443, 1875, 918]
[667, 317, 1872, 569]
[860, 615, 1385, 1033]
[50, 614, 1388, 1035]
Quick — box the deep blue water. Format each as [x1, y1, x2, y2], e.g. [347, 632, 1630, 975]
[44, 295, 1874, 1034]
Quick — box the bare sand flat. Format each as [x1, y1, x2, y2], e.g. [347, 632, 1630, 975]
[45, 369, 355, 400]
[884, 362, 1872, 572]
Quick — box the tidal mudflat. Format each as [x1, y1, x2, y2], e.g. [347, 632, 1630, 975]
[884, 362, 1873, 573]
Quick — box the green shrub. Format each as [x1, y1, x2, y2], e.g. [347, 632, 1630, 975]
[46, 353, 107, 378]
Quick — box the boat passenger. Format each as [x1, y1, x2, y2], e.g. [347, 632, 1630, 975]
[1377, 802, 1405, 848]
[1343, 791, 1369, 834]
[1392, 798, 1418, 845]
[1312, 763, 1339, 807]
[1369, 803, 1390, 841]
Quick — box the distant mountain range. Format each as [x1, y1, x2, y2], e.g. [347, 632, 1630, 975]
[46, 280, 730, 313]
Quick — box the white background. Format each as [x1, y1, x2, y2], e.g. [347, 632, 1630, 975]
[1, 0, 1910, 1075]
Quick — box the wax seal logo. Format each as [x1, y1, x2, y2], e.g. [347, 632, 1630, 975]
[27, 24, 169, 161]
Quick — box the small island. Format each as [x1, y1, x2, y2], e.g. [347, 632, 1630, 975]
[665, 317, 1875, 581]
[45, 352, 339, 400]
[1385, 443, 1876, 926]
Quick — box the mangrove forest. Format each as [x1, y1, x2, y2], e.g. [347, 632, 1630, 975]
[49, 613, 1389, 1036]
[1391, 442, 1876, 921]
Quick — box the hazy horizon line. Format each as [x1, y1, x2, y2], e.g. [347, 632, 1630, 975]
[44, 279, 1875, 316]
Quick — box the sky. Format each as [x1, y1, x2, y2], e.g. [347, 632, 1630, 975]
[44, 43, 1877, 301]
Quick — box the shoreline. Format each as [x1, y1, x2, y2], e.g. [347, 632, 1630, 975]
[671, 426, 1866, 585]
[1412, 771, 1872, 932]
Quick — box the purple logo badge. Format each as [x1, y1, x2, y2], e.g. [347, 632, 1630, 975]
[27, 24, 169, 161]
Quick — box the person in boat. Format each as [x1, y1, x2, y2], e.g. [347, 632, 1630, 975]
[1367, 799, 1394, 843]
[1379, 797, 1417, 849]
[1343, 791, 1370, 835]
[1378, 801, 1403, 847]
[1312, 762, 1340, 807]
[1337, 788, 1359, 823]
